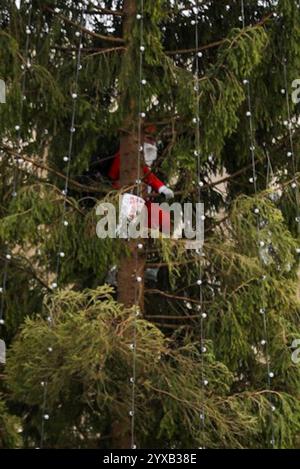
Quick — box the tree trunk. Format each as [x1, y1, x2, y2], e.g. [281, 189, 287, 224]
[111, 0, 145, 449]
[117, 0, 146, 313]
[118, 134, 146, 311]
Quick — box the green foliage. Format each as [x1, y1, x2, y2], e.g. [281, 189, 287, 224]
[0, 395, 22, 448]
[4, 285, 280, 448]
[1, 0, 300, 450]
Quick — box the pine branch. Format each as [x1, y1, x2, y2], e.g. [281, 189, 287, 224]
[43, 6, 125, 44]
[1, 145, 110, 195]
[166, 13, 273, 56]
[84, 7, 124, 17]
[145, 288, 205, 306]
[53, 46, 126, 56]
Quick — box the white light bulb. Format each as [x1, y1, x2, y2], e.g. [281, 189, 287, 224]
[243, 79, 249, 85]
[75, 31, 81, 37]
[137, 243, 143, 249]
[136, 276, 142, 283]
[71, 93, 77, 99]
[0, 319, 5, 325]
[15, 125, 20, 131]
[140, 46, 145, 52]
[246, 111, 251, 117]
[59, 252, 65, 258]
[197, 280, 202, 285]
[287, 151, 292, 157]
[141, 79, 147, 85]
[202, 313, 207, 319]
[70, 127, 76, 133]
[203, 380, 208, 386]
[136, 14, 142, 20]
[63, 156, 69, 162]
[261, 340, 266, 345]
[269, 372, 274, 378]
[43, 414, 50, 420]
[48, 347, 53, 353]
[197, 51, 203, 58]
[6, 254, 11, 260]
[63, 220, 69, 227]
[281, 88, 286, 94]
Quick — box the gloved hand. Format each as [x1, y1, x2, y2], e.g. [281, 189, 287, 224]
[159, 185, 174, 200]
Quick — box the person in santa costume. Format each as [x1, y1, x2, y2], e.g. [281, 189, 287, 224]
[108, 129, 174, 232]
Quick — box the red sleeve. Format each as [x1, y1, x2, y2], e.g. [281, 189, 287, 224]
[108, 151, 120, 181]
[109, 154, 164, 192]
[143, 166, 164, 192]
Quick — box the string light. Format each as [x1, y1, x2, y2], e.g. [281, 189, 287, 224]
[240, 0, 275, 448]
[283, 59, 300, 236]
[129, 0, 145, 450]
[0, 1, 33, 366]
[193, 0, 207, 449]
[39, 5, 85, 449]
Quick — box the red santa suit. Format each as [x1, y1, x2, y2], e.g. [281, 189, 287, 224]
[108, 150, 171, 233]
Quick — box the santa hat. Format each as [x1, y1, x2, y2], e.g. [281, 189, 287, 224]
[144, 124, 157, 136]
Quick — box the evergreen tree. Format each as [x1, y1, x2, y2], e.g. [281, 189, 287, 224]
[1, 0, 300, 448]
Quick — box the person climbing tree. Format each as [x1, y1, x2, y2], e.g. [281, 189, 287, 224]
[108, 126, 174, 233]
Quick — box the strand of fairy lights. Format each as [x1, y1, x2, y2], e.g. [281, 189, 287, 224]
[129, 0, 145, 450]
[13, 0, 33, 198]
[283, 59, 300, 236]
[193, 0, 207, 449]
[39, 6, 85, 448]
[241, 0, 275, 448]
[0, 0, 33, 355]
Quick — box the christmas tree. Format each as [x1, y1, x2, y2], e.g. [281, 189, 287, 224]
[1, 0, 300, 449]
